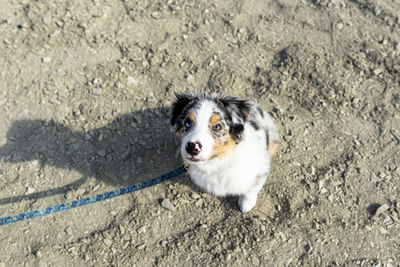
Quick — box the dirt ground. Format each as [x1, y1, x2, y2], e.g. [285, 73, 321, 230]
[0, 0, 399, 266]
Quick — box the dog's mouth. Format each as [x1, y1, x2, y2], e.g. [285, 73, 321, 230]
[185, 156, 205, 163]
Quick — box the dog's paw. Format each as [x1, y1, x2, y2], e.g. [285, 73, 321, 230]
[238, 194, 257, 212]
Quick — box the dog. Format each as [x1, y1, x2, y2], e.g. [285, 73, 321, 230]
[170, 93, 280, 212]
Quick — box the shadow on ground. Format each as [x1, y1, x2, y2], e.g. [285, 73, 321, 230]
[0, 107, 187, 206]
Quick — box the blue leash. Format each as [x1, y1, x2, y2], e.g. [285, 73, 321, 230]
[0, 165, 185, 226]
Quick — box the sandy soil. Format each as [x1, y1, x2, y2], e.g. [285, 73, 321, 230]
[0, 0, 399, 266]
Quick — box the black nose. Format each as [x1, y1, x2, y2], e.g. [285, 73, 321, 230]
[186, 141, 202, 155]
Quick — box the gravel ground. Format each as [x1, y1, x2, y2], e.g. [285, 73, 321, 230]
[0, 0, 399, 266]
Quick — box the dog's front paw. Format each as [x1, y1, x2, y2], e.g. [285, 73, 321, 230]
[238, 194, 257, 212]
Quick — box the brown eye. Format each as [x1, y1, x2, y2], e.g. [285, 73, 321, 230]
[212, 124, 222, 132]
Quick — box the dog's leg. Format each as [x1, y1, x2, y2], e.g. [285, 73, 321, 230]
[238, 175, 266, 212]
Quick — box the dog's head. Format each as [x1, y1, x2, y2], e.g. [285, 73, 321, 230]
[170, 93, 251, 164]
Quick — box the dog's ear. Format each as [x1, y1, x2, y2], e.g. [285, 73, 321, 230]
[218, 96, 251, 142]
[170, 93, 196, 131]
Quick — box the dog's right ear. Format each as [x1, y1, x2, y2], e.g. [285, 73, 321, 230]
[170, 93, 196, 132]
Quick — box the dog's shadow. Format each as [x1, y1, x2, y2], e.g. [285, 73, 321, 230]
[0, 107, 190, 206]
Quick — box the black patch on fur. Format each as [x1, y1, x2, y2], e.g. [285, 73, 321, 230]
[257, 107, 264, 118]
[217, 96, 251, 143]
[170, 93, 198, 131]
[231, 123, 245, 143]
[219, 97, 251, 122]
[249, 120, 260, 131]
[265, 128, 270, 149]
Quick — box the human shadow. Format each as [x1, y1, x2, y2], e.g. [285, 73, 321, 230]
[0, 107, 187, 206]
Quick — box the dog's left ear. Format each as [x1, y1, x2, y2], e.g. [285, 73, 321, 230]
[218, 96, 251, 142]
[170, 93, 196, 132]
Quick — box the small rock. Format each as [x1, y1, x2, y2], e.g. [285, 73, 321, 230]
[151, 11, 161, 19]
[42, 57, 52, 63]
[55, 20, 64, 27]
[191, 192, 201, 199]
[137, 226, 146, 234]
[97, 150, 106, 157]
[373, 69, 382, 76]
[136, 243, 146, 250]
[90, 87, 102, 95]
[26, 187, 35, 194]
[103, 239, 112, 246]
[92, 184, 101, 192]
[127, 76, 138, 86]
[195, 199, 203, 207]
[65, 227, 73, 235]
[379, 226, 387, 235]
[186, 74, 194, 83]
[75, 188, 85, 196]
[122, 234, 131, 241]
[42, 16, 51, 24]
[336, 22, 344, 30]
[375, 204, 390, 216]
[161, 198, 175, 211]
[285, 258, 293, 267]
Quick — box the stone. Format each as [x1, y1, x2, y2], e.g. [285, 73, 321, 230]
[127, 76, 138, 86]
[161, 198, 175, 211]
[91, 87, 102, 95]
[97, 150, 106, 157]
[42, 57, 52, 63]
[375, 204, 390, 216]
[103, 239, 112, 246]
[42, 16, 51, 24]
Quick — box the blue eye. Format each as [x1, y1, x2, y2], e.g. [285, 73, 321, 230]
[185, 120, 192, 128]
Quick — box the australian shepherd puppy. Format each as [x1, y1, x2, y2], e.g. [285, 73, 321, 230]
[170, 93, 280, 212]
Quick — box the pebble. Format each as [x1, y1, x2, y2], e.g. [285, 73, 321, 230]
[104, 239, 112, 246]
[284, 258, 293, 267]
[186, 74, 194, 83]
[42, 57, 52, 63]
[92, 184, 101, 192]
[127, 76, 138, 86]
[137, 226, 146, 234]
[379, 227, 387, 235]
[375, 204, 390, 216]
[91, 87, 102, 95]
[136, 243, 146, 250]
[151, 11, 161, 19]
[26, 186, 35, 194]
[161, 198, 175, 211]
[191, 192, 201, 199]
[97, 150, 106, 157]
[122, 234, 131, 241]
[195, 199, 203, 207]
[42, 16, 51, 24]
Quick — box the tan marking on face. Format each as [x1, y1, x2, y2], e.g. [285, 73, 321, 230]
[187, 111, 195, 122]
[210, 134, 236, 159]
[209, 114, 221, 125]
